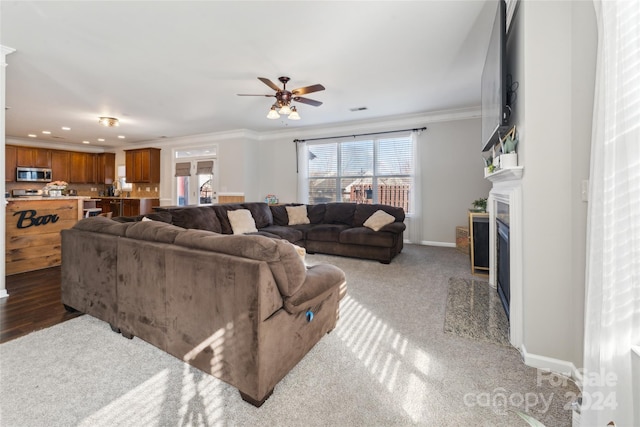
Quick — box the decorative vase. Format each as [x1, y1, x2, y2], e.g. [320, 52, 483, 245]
[500, 153, 518, 168]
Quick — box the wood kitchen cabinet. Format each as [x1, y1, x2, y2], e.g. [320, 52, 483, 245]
[125, 148, 160, 183]
[5, 146, 16, 181]
[97, 153, 116, 184]
[69, 152, 99, 183]
[16, 147, 51, 168]
[51, 151, 70, 182]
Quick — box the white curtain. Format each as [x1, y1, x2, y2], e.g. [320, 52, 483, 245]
[296, 141, 309, 203]
[583, 1, 640, 426]
[408, 131, 422, 244]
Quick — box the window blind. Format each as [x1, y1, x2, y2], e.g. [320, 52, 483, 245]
[196, 160, 214, 175]
[175, 162, 191, 177]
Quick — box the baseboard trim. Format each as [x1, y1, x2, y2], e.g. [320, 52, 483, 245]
[420, 241, 456, 248]
[0, 289, 9, 299]
[521, 344, 582, 387]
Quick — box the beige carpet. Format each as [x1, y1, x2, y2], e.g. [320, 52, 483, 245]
[444, 278, 511, 347]
[0, 244, 578, 426]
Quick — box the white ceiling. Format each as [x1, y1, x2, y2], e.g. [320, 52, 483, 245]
[1, 1, 496, 148]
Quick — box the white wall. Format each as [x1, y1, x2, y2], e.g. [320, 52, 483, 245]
[509, 1, 595, 369]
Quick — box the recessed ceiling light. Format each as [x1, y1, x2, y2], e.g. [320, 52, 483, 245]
[28, 134, 37, 138]
[42, 130, 51, 134]
[97, 138, 105, 142]
[82, 141, 90, 144]
[117, 135, 125, 139]
[62, 126, 71, 131]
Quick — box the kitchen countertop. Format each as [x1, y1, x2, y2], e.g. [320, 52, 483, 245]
[5, 196, 91, 201]
[95, 196, 160, 200]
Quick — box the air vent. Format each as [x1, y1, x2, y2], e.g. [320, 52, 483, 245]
[349, 106, 368, 112]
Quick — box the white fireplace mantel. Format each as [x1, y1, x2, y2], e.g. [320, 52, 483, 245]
[486, 166, 524, 349]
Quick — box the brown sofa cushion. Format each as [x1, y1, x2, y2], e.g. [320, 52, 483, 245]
[259, 225, 304, 243]
[170, 207, 222, 233]
[242, 202, 273, 229]
[283, 264, 345, 314]
[306, 224, 350, 242]
[353, 204, 405, 226]
[173, 233, 306, 297]
[307, 204, 327, 224]
[125, 221, 186, 243]
[339, 227, 397, 248]
[73, 216, 133, 236]
[324, 203, 356, 225]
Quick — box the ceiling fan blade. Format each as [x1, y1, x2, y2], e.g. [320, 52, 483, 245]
[294, 96, 323, 107]
[237, 94, 274, 97]
[258, 77, 281, 92]
[292, 84, 325, 96]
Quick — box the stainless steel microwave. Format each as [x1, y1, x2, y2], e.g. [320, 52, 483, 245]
[16, 167, 52, 182]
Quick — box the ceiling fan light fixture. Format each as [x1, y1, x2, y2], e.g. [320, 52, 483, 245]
[267, 106, 280, 119]
[278, 104, 292, 115]
[98, 116, 119, 127]
[288, 106, 301, 120]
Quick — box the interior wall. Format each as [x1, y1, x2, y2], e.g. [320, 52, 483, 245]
[258, 114, 491, 245]
[511, 0, 595, 368]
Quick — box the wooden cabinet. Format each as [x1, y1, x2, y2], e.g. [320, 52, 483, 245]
[16, 147, 51, 168]
[101, 198, 159, 217]
[97, 153, 116, 184]
[68, 152, 99, 183]
[51, 151, 70, 183]
[125, 148, 160, 183]
[469, 212, 490, 275]
[5, 146, 16, 181]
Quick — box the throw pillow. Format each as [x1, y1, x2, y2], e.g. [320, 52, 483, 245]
[286, 205, 310, 225]
[227, 209, 258, 234]
[363, 209, 396, 231]
[141, 216, 153, 222]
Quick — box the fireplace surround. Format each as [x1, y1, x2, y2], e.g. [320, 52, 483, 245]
[486, 167, 523, 348]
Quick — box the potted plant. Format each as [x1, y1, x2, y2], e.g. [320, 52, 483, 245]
[500, 127, 518, 168]
[471, 197, 487, 212]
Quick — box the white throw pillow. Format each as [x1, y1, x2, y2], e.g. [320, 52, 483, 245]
[286, 205, 310, 225]
[363, 210, 396, 231]
[227, 209, 258, 234]
[141, 216, 153, 222]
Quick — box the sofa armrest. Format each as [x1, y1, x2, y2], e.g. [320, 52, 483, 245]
[283, 264, 346, 314]
[379, 222, 406, 233]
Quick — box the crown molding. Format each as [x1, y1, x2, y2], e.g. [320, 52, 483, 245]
[6, 137, 106, 153]
[258, 106, 481, 142]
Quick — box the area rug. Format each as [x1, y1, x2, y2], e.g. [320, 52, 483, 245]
[443, 277, 510, 347]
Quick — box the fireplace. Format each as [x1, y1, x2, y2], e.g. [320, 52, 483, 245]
[487, 167, 523, 348]
[496, 216, 510, 318]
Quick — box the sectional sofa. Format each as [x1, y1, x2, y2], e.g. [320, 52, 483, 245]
[61, 217, 346, 406]
[148, 202, 406, 264]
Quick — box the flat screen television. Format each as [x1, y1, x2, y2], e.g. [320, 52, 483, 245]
[481, 0, 509, 152]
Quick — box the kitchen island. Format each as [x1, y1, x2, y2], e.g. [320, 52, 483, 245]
[5, 196, 87, 275]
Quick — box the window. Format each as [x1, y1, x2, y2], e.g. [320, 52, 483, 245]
[306, 135, 414, 212]
[174, 147, 218, 206]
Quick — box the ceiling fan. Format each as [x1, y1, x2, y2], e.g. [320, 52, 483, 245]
[237, 76, 325, 120]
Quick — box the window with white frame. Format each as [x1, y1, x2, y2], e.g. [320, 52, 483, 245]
[306, 135, 414, 213]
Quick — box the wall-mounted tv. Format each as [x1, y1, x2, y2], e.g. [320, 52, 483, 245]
[481, 0, 509, 152]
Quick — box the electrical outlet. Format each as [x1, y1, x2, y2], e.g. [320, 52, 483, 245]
[145, 187, 150, 192]
[137, 187, 141, 192]
[154, 187, 158, 192]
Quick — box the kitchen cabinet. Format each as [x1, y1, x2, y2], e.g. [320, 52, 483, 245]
[51, 151, 70, 183]
[5, 146, 16, 182]
[125, 148, 161, 183]
[69, 152, 98, 183]
[97, 153, 116, 184]
[16, 147, 51, 168]
[100, 198, 159, 217]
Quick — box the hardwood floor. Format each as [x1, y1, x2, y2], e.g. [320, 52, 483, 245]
[0, 266, 83, 344]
